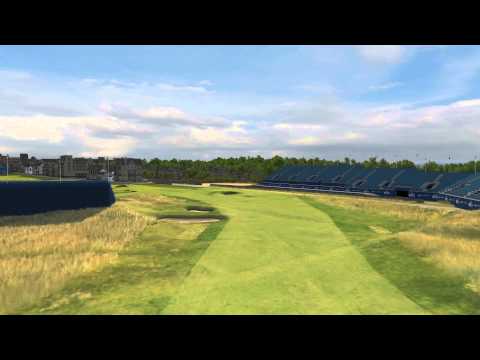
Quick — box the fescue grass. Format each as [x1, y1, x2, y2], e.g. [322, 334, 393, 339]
[302, 194, 480, 314]
[0, 203, 153, 314]
[396, 210, 480, 295]
[23, 190, 225, 314]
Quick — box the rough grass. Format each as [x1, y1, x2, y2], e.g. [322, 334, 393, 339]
[303, 192, 454, 222]
[6, 183, 480, 314]
[396, 211, 480, 294]
[23, 191, 226, 314]
[0, 203, 153, 314]
[302, 194, 480, 314]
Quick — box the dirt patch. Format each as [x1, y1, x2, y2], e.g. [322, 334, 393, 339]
[159, 218, 221, 224]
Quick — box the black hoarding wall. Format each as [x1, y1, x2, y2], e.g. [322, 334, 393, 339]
[0, 181, 116, 216]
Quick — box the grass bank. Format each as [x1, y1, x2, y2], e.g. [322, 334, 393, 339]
[0, 203, 152, 314]
[23, 188, 226, 314]
[301, 195, 480, 314]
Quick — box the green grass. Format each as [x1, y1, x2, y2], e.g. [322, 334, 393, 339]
[23, 191, 226, 314]
[19, 184, 480, 314]
[0, 174, 56, 181]
[301, 196, 480, 314]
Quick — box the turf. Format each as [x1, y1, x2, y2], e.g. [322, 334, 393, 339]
[301, 196, 480, 315]
[148, 186, 425, 314]
[0, 174, 53, 181]
[23, 193, 225, 314]
[22, 184, 480, 314]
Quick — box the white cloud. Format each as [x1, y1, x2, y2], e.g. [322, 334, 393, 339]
[273, 123, 327, 131]
[137, 106, 188, 120]
[343, 131, 364, 140]
[79, 78, 212, 94]
[295, 83, 336, 94]
[289, 136, 323, 146]
[1, 48, 480, 162]
[0, 69, 32, 80]
[451, 98, 480, 108]
[0, 115, 68, 143]
[159, 122, 253, 149]
[368, 81, 403, 91]
[198, 80, 214, 86]
[78, 136, 138, 158]
[103, 104, 229, 128]
[156, 83, 210, 94]
[355, 45, 407, 64]
[0, 115, 142, 157]
[287, 131, 366, 146]
[0, 146, 14, 153]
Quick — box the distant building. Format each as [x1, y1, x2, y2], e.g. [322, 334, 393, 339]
[41, 159, 60, 177]
[112, 158, 144, 182]
[20, 153, 29, 167]
[72, 157, 89, 178]
[0, 153, 145, 182]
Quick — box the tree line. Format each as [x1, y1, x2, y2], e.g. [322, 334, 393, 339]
[143, 156, 480, 183]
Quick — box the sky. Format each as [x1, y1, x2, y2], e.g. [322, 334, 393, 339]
[1, 45, 480, 163]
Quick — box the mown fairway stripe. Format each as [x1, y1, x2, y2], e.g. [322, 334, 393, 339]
[155, 187, 427, 314]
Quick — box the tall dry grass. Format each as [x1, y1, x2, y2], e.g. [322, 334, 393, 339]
[311, 192, 480, 294]
[310, 193, 453, 222]
[0, 203, 154, 314]
[397, 211, 480, 293]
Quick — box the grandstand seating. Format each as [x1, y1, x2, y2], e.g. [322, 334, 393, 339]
[341, 166, 373, 186]
[352, 168, 397, 189]
[434, 172, 475, 192]
[391, 168, 440, 190]
[260, 164, 480, 210]
[445, 175, 480, 197]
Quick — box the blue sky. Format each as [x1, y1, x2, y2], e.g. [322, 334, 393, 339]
[1, 45, 480, 162]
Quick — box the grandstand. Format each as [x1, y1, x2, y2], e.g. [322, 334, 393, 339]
[260, 164, 480, 210]
[0, 180, 116, 216]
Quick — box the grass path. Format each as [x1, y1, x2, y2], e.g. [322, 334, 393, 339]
[136, 185, 426, 314]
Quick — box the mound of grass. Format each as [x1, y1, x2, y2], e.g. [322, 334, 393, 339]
[23, 200, 227, 314]
[301, 196, 480, 314]
[0, 204, 153, 314]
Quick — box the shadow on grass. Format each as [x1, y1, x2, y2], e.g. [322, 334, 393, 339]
[301, 196, 480, 315]
[186, 205, 215, 212]
[0, 207, 105, 227]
